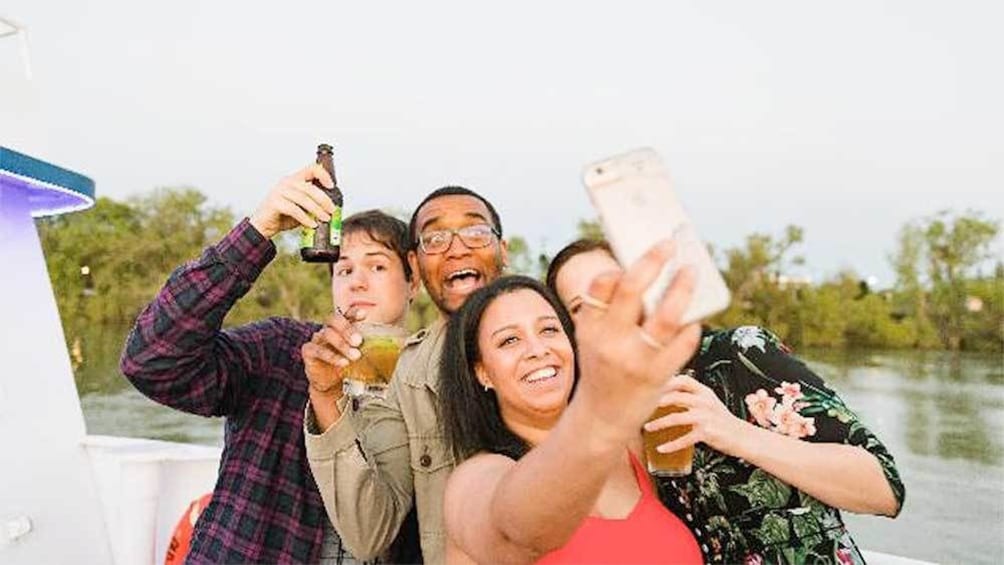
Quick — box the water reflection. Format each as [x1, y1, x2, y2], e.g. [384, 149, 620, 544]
[941, 392, 1001, 463]
[804, 347, 1004, 564]
[804, 347, 1004, 466]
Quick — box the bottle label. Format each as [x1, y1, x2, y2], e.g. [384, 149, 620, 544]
[300, 207, 342, 250]
[330, 206, 343, 246]
[300, 226, 316, 249]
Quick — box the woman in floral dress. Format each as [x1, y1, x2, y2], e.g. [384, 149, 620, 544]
[546, 240, 905, 564]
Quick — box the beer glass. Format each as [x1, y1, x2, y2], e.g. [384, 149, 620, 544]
[341, 322, 409, 399]
[643, 403, 694, 477]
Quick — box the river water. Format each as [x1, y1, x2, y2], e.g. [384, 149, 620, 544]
[74, 325, 1003, 563]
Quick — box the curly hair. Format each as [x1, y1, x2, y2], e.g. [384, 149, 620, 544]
[408, 186, 502, 250]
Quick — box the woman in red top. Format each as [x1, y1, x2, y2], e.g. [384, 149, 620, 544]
[439, 242, 704, 564]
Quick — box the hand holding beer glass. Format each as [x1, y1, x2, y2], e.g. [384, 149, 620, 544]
[643, 371, 696, 476]
[643, 371, 748, 476]
[341, 322, 409, 399]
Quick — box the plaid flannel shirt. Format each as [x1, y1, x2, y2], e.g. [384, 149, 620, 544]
[121, 219, 377, 564]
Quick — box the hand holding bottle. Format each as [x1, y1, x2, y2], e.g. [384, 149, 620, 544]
[249, 163, 336, 239]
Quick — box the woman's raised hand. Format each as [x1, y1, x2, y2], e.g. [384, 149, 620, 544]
[573, 240, 702, 441]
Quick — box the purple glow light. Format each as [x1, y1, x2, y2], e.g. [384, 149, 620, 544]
[1, 146, 96, 217]
[0, 173, 95, 217]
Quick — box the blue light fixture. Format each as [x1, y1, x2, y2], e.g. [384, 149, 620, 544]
[1, 146, 95, 217]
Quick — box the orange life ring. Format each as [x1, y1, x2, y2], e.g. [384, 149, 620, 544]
[164, 493, 213, 565]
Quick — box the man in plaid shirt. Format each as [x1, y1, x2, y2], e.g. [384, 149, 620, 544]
[121, 162, 421, 564]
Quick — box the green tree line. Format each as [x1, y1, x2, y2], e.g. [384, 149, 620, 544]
[707, 215, 1001, 352]
[38, 187, 1001, 352]
[573, 211, 1001, 351]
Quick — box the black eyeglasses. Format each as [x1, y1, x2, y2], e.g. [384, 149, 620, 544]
[418, 224, 499, 254]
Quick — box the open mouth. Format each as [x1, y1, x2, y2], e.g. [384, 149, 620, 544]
[522, 366, 559, 384]
[444, 268, 483, 293]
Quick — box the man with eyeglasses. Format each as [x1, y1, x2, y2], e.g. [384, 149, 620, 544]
[303, 186, 509, 564]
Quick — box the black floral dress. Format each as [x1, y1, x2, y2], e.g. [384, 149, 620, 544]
[655, 326, 905, 564]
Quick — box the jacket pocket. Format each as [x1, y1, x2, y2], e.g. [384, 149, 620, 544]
[409, 436, 454, 474]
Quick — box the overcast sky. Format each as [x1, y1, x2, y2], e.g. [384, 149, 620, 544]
[3, 1, 1001, 285]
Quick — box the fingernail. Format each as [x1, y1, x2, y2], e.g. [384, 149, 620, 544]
[350, 333, 363, 347]
[336, 358, 350, 368]
[348, 348, 361, 361]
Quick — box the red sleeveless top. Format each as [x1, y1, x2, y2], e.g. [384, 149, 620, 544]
[535, 452, 702, 564]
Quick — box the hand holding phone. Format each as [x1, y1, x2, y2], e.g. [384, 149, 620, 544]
[583, 147, 730, 324]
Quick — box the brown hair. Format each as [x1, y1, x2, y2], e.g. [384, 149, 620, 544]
[328, 209, 412, 281]
[544, 238, 613, 297]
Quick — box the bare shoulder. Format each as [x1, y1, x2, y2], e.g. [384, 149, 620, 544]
[444, 453, 515, 521]
[444, 453, 531, 564]
[447, 453, 515, 495]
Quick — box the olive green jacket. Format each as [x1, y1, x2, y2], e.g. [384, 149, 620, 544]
[305, 319, 454, 564]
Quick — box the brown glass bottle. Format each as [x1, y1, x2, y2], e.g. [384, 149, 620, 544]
[300, 143, 343, 263]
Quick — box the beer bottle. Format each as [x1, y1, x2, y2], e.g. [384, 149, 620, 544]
[300, 143, 343, 263]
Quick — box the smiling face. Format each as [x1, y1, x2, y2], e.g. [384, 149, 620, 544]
[410, 194, 508, 315]
[553, 248, 623, 321]
[474, 288, 575, 430]
[331, 231, 418, 326]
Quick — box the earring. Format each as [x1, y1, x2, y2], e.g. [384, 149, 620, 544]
[483, 382, 491, 392]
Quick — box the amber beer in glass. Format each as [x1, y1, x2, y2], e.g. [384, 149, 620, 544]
[342, 323, 409, 399]
[643, 403, 694, 476]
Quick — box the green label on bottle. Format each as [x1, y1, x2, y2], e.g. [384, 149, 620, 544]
[301, 226, 316, 249]
[330, 206, 342, 246]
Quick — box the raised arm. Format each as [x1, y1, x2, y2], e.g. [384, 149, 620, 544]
[120, 219, 280, 416]
[120, 163, 336, 416]
[444, 395, 651, 563]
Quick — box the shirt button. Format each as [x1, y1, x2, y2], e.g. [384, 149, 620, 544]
[420, 454, 432, 467]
